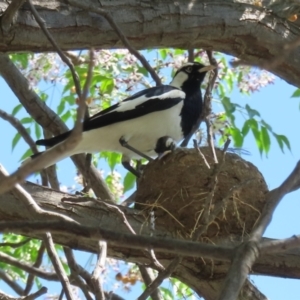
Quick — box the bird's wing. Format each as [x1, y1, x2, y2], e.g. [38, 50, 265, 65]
[83, 85, 185, 131]
[36, 86, 185, 147]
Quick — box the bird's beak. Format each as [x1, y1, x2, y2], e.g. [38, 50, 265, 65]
[198, 65, 217, 73]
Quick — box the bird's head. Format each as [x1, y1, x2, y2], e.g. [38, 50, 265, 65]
[170, 62, 215, 94]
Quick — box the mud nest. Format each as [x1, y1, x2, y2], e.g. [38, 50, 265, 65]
[136, 148, 268, 239]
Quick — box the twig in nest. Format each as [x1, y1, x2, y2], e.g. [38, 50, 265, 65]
[193, 139, 210, 169]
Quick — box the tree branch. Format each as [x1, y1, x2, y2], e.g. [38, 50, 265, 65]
[67, 0, 161, 86]
[0, 0, 26, 33]
[91, 241, 106, 300]
[44, 232, 75, 300]
[0, 220, 233, 261]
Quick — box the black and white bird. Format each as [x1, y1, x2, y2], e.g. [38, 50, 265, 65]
[32, 62, 214, 176]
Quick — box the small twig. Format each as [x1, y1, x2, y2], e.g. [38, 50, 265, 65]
[24, 242, 46, 295]
[0, 251, 58, 280]
[1, 0, 26, 33]
[22, 286, 48, 300]
[192, 140, 231, 240]
[67, 0, 161, 86]
[205, 118, 218, 163]
[193, 139, 210, 169]
[91, 241, 106, 300]
[193, 179, 253, 240]
[0, 109, 48, 184]
[0, 269, 24, 295]
[28, 0, 82, 98]
[181, 50, 218, 147]
[100, 200, 164, 270]
[0, 109, 38, 153]
[0, 238, 31, 248]
[137, 257, 182, 300]
[187, 49, 194, 62]
[44, 232, 75, 300]
[138, 266, 162, 300]
[63, 247, 94, 291]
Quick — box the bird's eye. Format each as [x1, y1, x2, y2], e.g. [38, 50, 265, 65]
[185, 66, 192, 73]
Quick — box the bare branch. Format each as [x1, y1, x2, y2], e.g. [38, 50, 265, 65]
[0, 269, 24, 295]
[44, 232, 76, 300]
[24, 242, 46, 295]
[0, 0, 26, 33]
[0, 109, 38, 153]
[67, 0, 161, 86]
[0, 251, 58, 281]
[138, 266, 162, 300]
[22, 287, 47, 300]
[137, 257, 182, 300]
[0, 220, 234, 261]
[260, 235, 300, 254]
[91, 241, 106, 300]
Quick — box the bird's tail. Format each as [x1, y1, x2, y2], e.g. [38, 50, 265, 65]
[36, 131, 71, 147]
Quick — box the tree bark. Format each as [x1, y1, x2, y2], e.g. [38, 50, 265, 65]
[0, 0, 300, 87]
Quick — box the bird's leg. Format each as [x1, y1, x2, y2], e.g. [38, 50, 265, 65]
[119, 137, 153, 161]
[122, 157, 141, 178]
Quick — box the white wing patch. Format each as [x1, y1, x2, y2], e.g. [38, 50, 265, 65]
[113, 89, 185, 113]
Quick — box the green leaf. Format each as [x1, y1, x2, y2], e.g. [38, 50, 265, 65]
[57, 100, 65, 115]
[123, 171, 136, 193]
[274, 134, 291, 153]
[241, 120, 250, 136]
[20, 148, 33, 161]
[35, 123, 41, 140]
[61, 111, 71, 122]
[291, 88, 300, 98]
[261, 126, 271, 154]
[11, 104, 23, 116]
[100, 78, 114, 94]
[247, 119, 263, 154]
[245, 104, 260, 118]
[159, 49, 167, 60]
[229, 127, 243, 147]
[20, 117, 32, 124]
[108, 152, 122, 171]
[11, 133, 21, 152]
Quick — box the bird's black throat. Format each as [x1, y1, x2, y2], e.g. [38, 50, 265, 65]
[180, 80, 203, 138]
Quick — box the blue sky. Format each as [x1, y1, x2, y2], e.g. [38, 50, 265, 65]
[0, 59, 300, 299]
